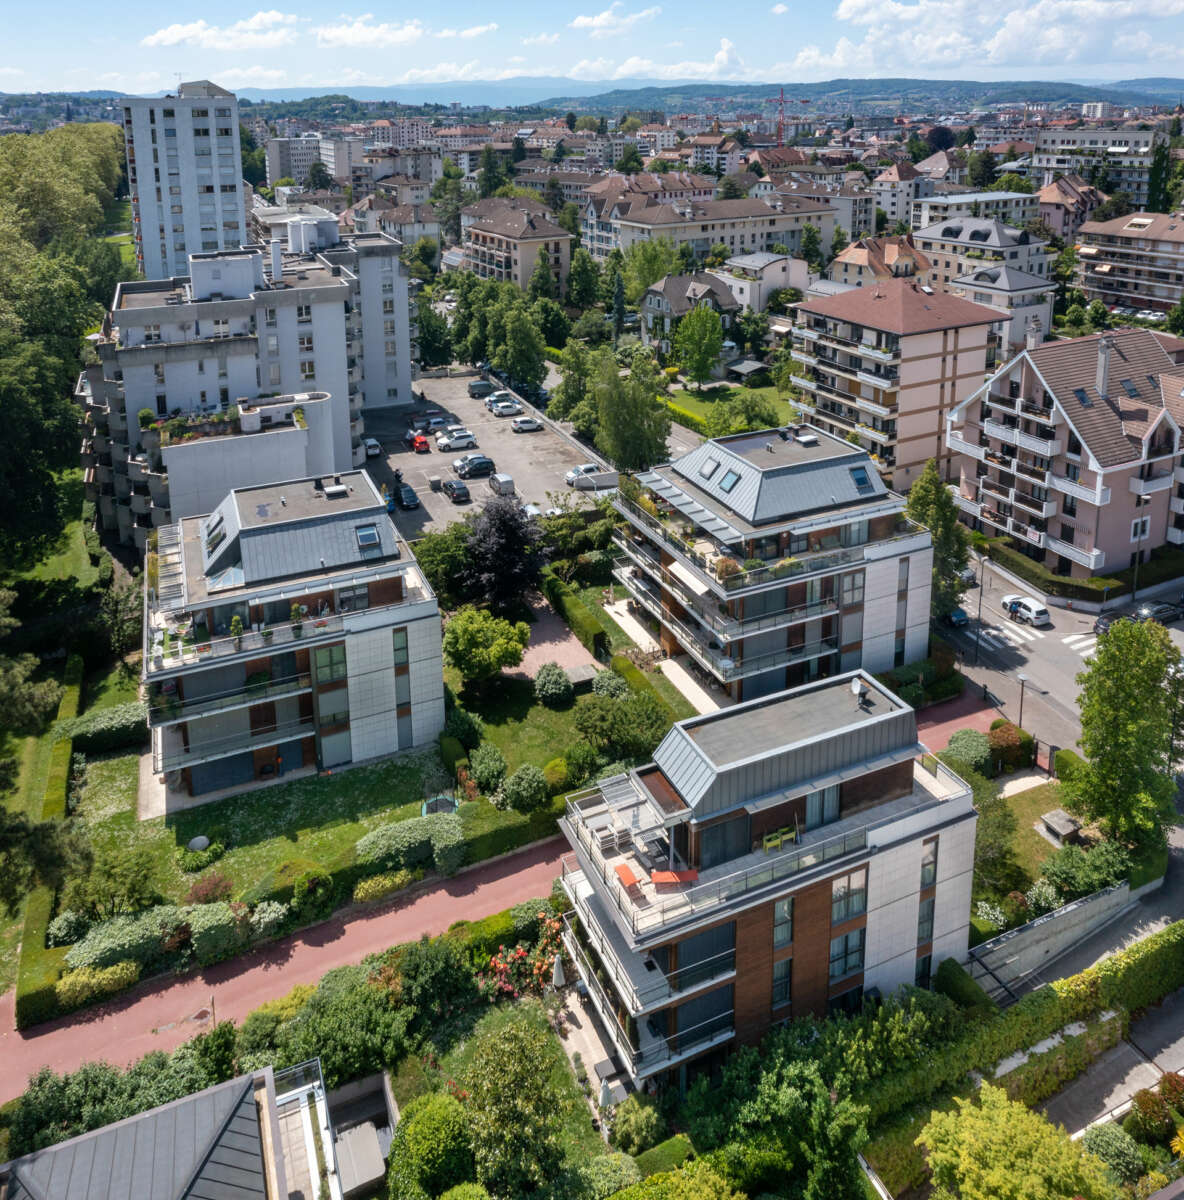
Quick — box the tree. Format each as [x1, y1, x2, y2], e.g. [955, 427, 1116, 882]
[967, 149, 998, 189]
[1147, 139, 1172, 212]
[892, 219, 909, 236]
[831, 224, 849, 262]
[906, 135, 928, 162]
[566, 246, 600, 308]
[1086, 299, 1110, 329]
[594, 353, 671, 470]
[511, 135, 526, 164]
[736, 310, 769, 356]
[615, 144, 644, 174]
[543, 176, 564, 214]
[462, 496, 544, 614]
[0, 808, 76, 916]
[527, 254, 555, 301]
[477, 145, 505, 198]
[442, 607, 530, 686]
[622, 238, 679, 303]
[99, 572, 141, 661]
[575, 115, 599, 132]
[926, 125, 956, 152]
[415, 301, 452, 367]
[63, 842, 160, 919]
[875, 206, 889, 234]
[675, 305, 724, 389]
[597, 116, 608, 137]
[917, 1084, 1116, 1200]
[800, 223, 823, 272]
[991, 172, 1033, 194]
[551, 339, 596, 420]
[557, 200, 581, 243]
[530, 296, 569, 348]
[413, 521, 475, 609]
[494, 305, 546, 391]
[612, 270, 626, 340]
[612, 1162, 744, 1199]
[431, 159, 466, 243]
[1166, 297, 1184, 336]
[1091, 191, 1133, 223]
[717, 175, 747, 199]
[564, 111, 577, 132]
[619, 116, 642, 134]
[905, 458, 969, 620]
[0, 590, 62, 734]
[460, 1008, 569, 1197]
[388, 1092, 473, 1200]
[1069, 617, 1178, 850]
[304, 159, 332, 191]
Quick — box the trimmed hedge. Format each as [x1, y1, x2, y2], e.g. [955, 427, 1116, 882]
[933, 957, 995, 1017]
[610, 655, 676, 727]
[983, 537, 1125, 601]
[54, 961, 140, 1013]
[541, 569, 609, 659]
[352, 868, 420, 905]
[65, 905, 190, 972]
[356, 813, 463, 874]
[1054, 747, 1085, 780]
[56, 702, 148, 753]
[635, 1135, 695, 1178]
[998, 1012, 1124, 1107]
[438, 735, 466, 777]
[665, 401, 708, 435]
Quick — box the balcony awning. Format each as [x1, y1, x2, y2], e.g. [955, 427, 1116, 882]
[1093, 263, 1112, 274]
[668, 558, 712, 596]
[637, 471, 744, 545]
[1077, 245, 1098, 257]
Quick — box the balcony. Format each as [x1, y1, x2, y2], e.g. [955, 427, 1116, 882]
[1008, 518, 1047, 548]
[1168, 526, 1184, 546]
[790, 348, 817, 369]
[153, 713, 315, 773]
[1171, 495, 1184, 517]
[1130, 471, 1174, 496]
[857, 370, 898, 392]
[149, 671, 313, 727]
[562, 757, 971, 944]
[983, 417, 1018, 445]
[790, 374, 814, 392]
[980, 476, 1011, 503]
[855, 395, 896, 419]
[1012, 457, 1049, 486]
[1012, 490, 1056, 519]
[951, 490, 981, 519]
[131, 491, 152, 515]
[1049, 473, 1109, 505]
[1046, 536, 1105, 570]
[1015, 428, 1062, 456]
[947, 430, 986, 462]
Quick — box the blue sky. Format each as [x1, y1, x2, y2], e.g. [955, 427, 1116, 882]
[4, 0, 1184, 93]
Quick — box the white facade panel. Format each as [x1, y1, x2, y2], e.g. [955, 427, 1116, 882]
[346, 625, 400, 761]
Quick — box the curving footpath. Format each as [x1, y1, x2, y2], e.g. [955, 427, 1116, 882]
[0, 837, 566, 1105]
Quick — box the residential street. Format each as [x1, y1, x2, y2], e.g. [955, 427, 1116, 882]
[0, 838, 566, 1104]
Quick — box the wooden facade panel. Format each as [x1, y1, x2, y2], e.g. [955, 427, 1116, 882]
[368, 576, 405, 607]
[840, 759, 914, 815]
[790, 874, 838, 1018]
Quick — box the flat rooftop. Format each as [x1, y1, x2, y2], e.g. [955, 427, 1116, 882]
[684, 673, 901, 768]
[235, 471, 380, 528]
[115, 258, 345, 310]
[720, 428, 855, 468]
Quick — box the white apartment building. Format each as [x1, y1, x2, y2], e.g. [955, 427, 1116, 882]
[910, 191, 1038, 229]
[318, 136, 367, 181]
[265, 137, 322, 187]
[80, 228, 414, 548]
[873, 162, 934, 227]
[1032, 127, 1165, 209]
[123, 81, 246, 281]
[367, 118, 432, 148]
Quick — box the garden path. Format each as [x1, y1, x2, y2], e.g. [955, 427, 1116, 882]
[511, 599, 597, 679]
[0, 836, 566, 1103]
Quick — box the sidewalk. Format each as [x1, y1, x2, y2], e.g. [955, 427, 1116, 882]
[0, 837, 567, 1104]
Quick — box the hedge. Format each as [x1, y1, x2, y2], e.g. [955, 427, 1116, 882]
[55, 702, 148, 753]
[444, 909, 516, 963]
[188, 902, 249, 966]
[54, 961, 140, 1014]
[664, 401, 708, 435]
[438, 734, 466, 778]
[355, 814, 463, 874]
[982, 537, 1126, 601]
[997, 1012, 1124, 1107]
[540, 569, 609, 660]
[65, 905, 190, 972]
[933, 957, 995, 1017]
[635, 1135, 695, 1178]
[41, 655, 85, 822]
[610, 655, 676, 727]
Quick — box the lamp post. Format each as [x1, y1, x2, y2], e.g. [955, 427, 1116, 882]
[974, 552, 988, 666]
[1017, 672, 1029, 731]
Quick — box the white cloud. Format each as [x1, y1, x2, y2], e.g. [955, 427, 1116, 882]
[313, 15, 425, 47]
[571, 38, 755, 80]
[141, 10, 300, 50]
[216, 65, 290, 86]
[523, 32, 560, 45]
[569, 2, 662, 38]
[771, 3, 788, 12]
[460, 22, 498, 37]
[0, 67, 23, 77]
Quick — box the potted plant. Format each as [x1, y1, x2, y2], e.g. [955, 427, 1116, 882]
[261, 627, 274, 644]
[230, 614, 243, 648]
[290, 602, 303, 637]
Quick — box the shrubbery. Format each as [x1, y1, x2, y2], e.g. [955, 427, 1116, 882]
[987, 719, 1035, 772]
[46, 909, 90, 947]
[184, 871, 233, 905]
[502, 764, 548, 814]
[543, 757, 569, 795]
[353, 868, 419, 904]
[355, 813, 465, 875]
[1040, 841, 1132, 902]
[1082, 1122, 1144, 1183]
[249, 900, 288, 939]
[187, 902, 248, 966]
[469, 742, 507, 793]
[591, 669, 628, 699]
[933, 957, 995, 1016]
[611, 1093, 667, 1156]
[533, 661, 573, 707]
[945, 729, 992, 776]
[53, 961, 140, 1012]
[176, 841, 226, 872]
[439, 734, 467, 777]
[444, 704, 485, 751]
[566, 740, 598, 784]
[580, 1153, 642, 1198]
[65, 905, 189, 972]
[56, 702, 148, 753]
[387, 1092, 474, 1199]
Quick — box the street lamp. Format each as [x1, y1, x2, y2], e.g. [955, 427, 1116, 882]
[974, 551, 989, 666]
[1017, 672, 1029, 731]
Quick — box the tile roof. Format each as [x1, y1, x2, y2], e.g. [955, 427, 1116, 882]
[796, 277, 1000, 335]
[875, 161, 922, 183]
[621, 198, 801, 225]
[646, 272, 739, 318]
[468, 208, 571, 241]
[832, 234, 931, 279]
[1079, 210, 1184, 244]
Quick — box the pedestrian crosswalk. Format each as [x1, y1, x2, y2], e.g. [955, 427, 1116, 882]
[977, 622, 1046, 651]
[1062, 632, 1099, 659]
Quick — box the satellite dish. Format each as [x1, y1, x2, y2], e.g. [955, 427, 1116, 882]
[850, 676, 869, 707]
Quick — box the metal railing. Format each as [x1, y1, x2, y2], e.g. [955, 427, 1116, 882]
[149, 671, 313, 726]
[155, 714, 314, 772]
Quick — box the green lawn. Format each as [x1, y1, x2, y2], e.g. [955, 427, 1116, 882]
[84, 663, 140, 713]
[10, 471, 97, 592]
[669, 384, 796, 424]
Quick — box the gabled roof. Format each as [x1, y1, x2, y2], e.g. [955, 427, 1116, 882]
[468, 208, 570, 241]
[796, 277, 1000, 336]
[1079, 210, 1184, 244]
[645, 272, 739, 318]
[875, 160, 921, 183]
[952, 263, 1050, 292]
[831, 234, 930, 280]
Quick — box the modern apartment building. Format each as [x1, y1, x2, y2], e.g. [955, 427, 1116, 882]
[708, 251, 810, 313]
[265, 135, 322, 187]
[950, 265, 1052, 354]
[776, 181, 875, 239]
[80, 228, 415, 548]
[560, 671, 975, 1087]
[1076, 210, 1184, 314]
[143, 472, 444, 805]
[582, 173, 719, 260]
[685, 134, 743, 175]
[945, 327, 1184, 576]
[789, 279, 1000, 488]
[910, 191, 1038, 229]
[1032, 127, 1165, 209]
[122, 80, 246, 280]
[613, 426, 934, 703]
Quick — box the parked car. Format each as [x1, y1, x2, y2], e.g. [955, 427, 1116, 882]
[457, 454, 496, 480]
[944, 606, 969, 628]
[437, 429, 477, 451]
[363, 437, 382, 458]
[467, 379, 493, 399]
[452, 452, 486, 473]
[958, 565, 977, 587]
[492, 399, 523, 417]
[486, 390, 513, 410]
[1000, 594, 1052, 626]
[1094, 611, 1133, 636]
[419, 416, 449, 433]
[396, 484, 420, 509]
[441, 479, 471, 503]
[565, 463, 602, 486]
[404, 431, 430, 453]
[1135, 600, 1184, 625]
[488, 473, 516, 496]
[511, 415, 543, 433]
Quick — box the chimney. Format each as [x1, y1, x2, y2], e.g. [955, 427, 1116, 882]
[270, 239, 283, 283]
[1096, 331, 1114, 399]
[1025, 315, 1042, 350]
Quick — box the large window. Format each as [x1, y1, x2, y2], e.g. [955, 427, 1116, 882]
[917, 896, 935, 945]
[700, 813, 750, 869]
[831, 868, 867, 924]
[921, 839, 938, 888]
[392, 627, 409, 666]
[337, 584, 369, 613]
[395, 672, 411, 706]
[840, 571, 864, 608]
[829, 928, 865, 980]
[772, 959, 792, 1009]
[318, 692, 349, 727]
[806, 784, 840, 832]
[773, 897, 793, 948]
[915, 954, 932, 990]
[313, 644, 346, 684]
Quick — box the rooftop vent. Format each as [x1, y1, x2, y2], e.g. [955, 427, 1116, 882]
[324, 484, 349, 499]
[794, 432, 819, 446]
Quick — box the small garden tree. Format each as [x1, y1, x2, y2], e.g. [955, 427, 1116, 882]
[674, 305, 723, 390]
[905, 458, 969, 619]
[461, 497, 544, 615]
[442, 608, 530, 688]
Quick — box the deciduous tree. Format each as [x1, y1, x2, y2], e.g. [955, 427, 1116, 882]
[674, 305, 724, 389]
[492, 306, 546, 392]
[461, 496, 544, 614]
[800, 223, 823, 272]
[594, 353, 670, 470]
[527, 253, 555, 301]
[566, 247, 600, 308]
[415, 301, 452, 368]
[442, 607, 530, 686]
[904, 458, 969, 619]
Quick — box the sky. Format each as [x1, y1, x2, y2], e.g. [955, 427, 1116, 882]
[3, 0, 1184, 94]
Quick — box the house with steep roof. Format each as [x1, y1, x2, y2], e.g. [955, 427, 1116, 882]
[915, 149, 969, 185]
[461, 202, 573, 292]
[946, 327, 1184, 576]
[790, 279, 1001, 490]
[1037, 172, 1107, 240]
[641, 272, 740, 355]
[827, 234, 932, 289]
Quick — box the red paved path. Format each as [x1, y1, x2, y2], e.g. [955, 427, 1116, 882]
[0, 837, 566, 1103]
[916, 689, 1053, 770]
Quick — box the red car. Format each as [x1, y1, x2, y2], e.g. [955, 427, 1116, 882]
[410, 433, 430, 452]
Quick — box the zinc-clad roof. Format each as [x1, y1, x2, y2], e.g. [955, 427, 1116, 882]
[2, 1076, 266, 1200]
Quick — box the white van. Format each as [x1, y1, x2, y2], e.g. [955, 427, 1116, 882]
[488, 473, 516, 496]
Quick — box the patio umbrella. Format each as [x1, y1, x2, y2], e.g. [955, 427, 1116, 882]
[599, 1077, 613, 1109]
[552, 954, 566, 989]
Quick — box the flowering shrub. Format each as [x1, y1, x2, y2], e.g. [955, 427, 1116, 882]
[184, 871, 233, 905]
[975, 900, 1006, 931]
[1024, 877, 1061, 917]
[476, 916, 563, 1001]
[249, 900, 288, 939]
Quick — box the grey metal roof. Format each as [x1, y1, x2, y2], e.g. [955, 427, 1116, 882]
[2, 1076, 266, 1200]
[238, 506, 399, 584]
[952, 264, 1050, 292]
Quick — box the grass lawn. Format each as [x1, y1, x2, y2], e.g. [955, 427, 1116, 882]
[669, 384, 796, 425]
[9, 471, 97, 593]
[84, 661, 140, 712]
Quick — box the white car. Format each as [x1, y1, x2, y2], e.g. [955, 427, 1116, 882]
[485, 390, 513, 410]
[565, 463, 601, 485]
[437, 429, 477, 451]
[511, 416, 543, 433]
[1000, 593, 1052, 627]
[362, 437, 382, 458]
[452, 452, 485, 473]
[492, 399, 523, 417]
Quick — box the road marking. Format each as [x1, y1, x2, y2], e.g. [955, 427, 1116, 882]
[995, 623, 1039, 644]
[1062, 633, 1095, 648]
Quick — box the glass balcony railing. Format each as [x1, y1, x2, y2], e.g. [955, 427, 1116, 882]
[148, 671, 313, 726]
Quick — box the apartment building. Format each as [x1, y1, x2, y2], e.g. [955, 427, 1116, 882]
[514, 168, 605, 208]
[640, 272, 739, 356]
[265, 135, 322, 187]
[946, 327, 1184, 577]
[873, 161, 934, 227]
[913, 217, 1049, 286]
[351, 196, 441, 245]
[613, 426, 933, 702]
[685, 135, 743, 175]
[1037, 173, 1108, 241]
[776, 181, 875, 239]
[80, 229, 414, 548]
[910, 191, 1038, 229]
[143, 471, 444, 805]
[950, 266, 1052, 354]
[560, 671, 974, 1086]
[828, 234, 932, 289]
[122, 80, 245, 281]
[613, 196, 835, 263]
[1032, 127, 1165, 208]
[915, 149, 969, 185]
[789, 279, 1000, 489]
[1077, 210, 1184, 314]
[317, 136, 366, 181]
[367, 116, 432, 147]
[582, 173, 718, 260]
[462, 206, 573, 293]
[709, 251, 810, 313]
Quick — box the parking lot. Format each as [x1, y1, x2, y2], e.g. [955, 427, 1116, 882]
[363, 374, 605, 536]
